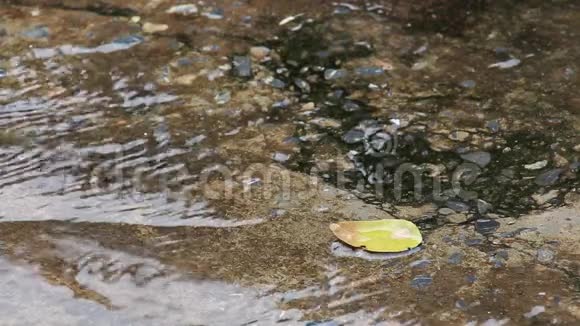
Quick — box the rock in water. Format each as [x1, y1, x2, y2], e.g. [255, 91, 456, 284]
[232, 56, 252, 77]
[534, 169, 563, 186]
[460, 151, 491, 167]
[166, 4, 199, 15]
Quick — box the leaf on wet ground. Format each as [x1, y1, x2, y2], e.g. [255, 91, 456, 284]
[330, 219, 422, 253]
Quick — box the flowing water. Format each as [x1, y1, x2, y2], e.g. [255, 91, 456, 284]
[0, 0, 579, 325]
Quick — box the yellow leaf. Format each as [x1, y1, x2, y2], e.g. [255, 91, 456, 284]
[330, 219, 423, 253]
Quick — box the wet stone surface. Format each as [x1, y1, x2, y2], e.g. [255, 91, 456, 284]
[0, 0, 579, 325]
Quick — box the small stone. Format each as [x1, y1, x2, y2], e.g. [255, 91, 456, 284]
[342, 100, 360, 112]
[301, 102, 315, 111]
[524, 160, 548, 170]
[475, 219, 500, 235]
[273, 152, 290, 163]
[553, 153, 569, 167]
[271, 209, 287, 218]
[455, 299, 468, 310]
[534, 169, 563, 186]
[324, 69, 348, 80]
[342, 129, 364, 144]
[449, 131, 470, 142]
[486, 120, 501, 133]
[438, 208, 455, 215]
[272, 99, 290, 109]
[370, 135, 390, 151]
[334, 4, 354, 14]
[232, 56, 252, 77]
[310, 118, 341, 129]
[490, 250, 508, 267]
[355, 66, 384, 76]
[523, 306, 545, 319]
[448, 252, 463, 265]
[203, 8, 224, 20]
[532, 189, 559, 205]
[214, 90, 231, 105]
[460, 80, 476, 88]
[186, 135, 206, 146]
[537, 248, 555, 263]
[22, 25, 50, 39]
[294, 78, 311, 93]
[447, 213, 468, 224]
[465, 275, 477, 284]
[573, 144, 580, 152]
[166, 4, 199, 15]
[411, 275, 432, 289]
[446, 201, 470, 212]
[317, 206, 330, 213]
[411, 61, 429, 70]
[477, 199, 493, 214]
[488, 58, 521, 69]
[250, 46, 271, 60]
[142, 22, 169, 34]
[113, 35, 145, 46]
[460, 151, 491, 168]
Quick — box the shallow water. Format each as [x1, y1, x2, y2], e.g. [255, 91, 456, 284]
[0, 0, 579, 325]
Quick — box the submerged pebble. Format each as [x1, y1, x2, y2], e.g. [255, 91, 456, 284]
[524, 160, 548, 170]
[523, 306, 545, 319]
[460, 151, 491, 168]
[232, 56, 252, 77]
[294, 78, 311, 93]
[355, 66, 384, 76]
[448, 252, 463, 265]
[475, 219, 500, 235]
[534, 169, 563, 186]
[142, 22, 169, 34]
[342, 129, 364, 144]
[324, 69, 348, 80]
[537, 248, 555, 263]
[214, 90, 231, 105]
[486, 120, 501, 133]
[489, 58, 521, 69]
[446, 201, 470, 212]
[22, 25, 49, 39]
[460, 80, 476, 88]
[203, 8, 225, 20]
[447, 213, 468, 224]
[166, 4, 199, 15]
[273, 152, 290, 163]
[250, 46, 271, 60]
[411, 275, 433, 289]
[265, 77, 286, 89]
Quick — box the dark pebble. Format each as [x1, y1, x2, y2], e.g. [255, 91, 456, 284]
[343, 129, 365, 144]
[446, 200, 470, 212]
[475, 219, 500, 235]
